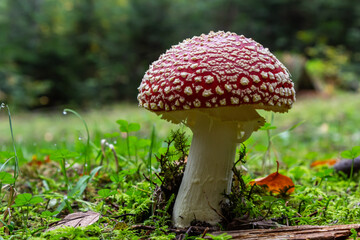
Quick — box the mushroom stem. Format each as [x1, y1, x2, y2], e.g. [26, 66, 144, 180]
[172, 113, 239, 227]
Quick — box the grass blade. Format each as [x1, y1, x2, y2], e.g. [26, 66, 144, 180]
[147, 125, 156, 183]
[1, 104, 19, 183]
[63, 108, 91, 174]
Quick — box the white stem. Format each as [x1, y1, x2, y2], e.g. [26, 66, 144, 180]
[172, 113, 238, 227]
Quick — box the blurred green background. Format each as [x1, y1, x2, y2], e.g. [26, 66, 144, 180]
[0, 0, 359, 109]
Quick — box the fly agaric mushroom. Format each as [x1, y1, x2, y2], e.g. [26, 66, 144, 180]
[137, 31, 295, 227]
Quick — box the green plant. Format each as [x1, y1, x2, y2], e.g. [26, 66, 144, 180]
[55, 166, 102, 213]
[63, 108, 91, 174]
[0, 103, 20, 235]
[40, 210, 60, 231]
[340, 146, 360, 183]
[50, 149, 80, 190]
[97, 189, 117, 215]
[152, 129, 189, 215]
[259, 116, 304, 174]
[116, 119, 141, 162]
[12, 193, 44, 235]
[201, 233, 232, 240]
[350, 228, 358, 240]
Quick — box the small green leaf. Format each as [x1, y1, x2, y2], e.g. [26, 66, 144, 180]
[289, 166, 310, 180]
[341, 150, 353, 159]
[50, 149, 80, 161]
[0, 172, 15, 184]
[137, 139, 151, 148]
[98, 189, 117, 198]
[128, 123, 140, 132]
[315, 168, 334, 178]
[110, 174, 121, 183]
[41, 210, 59, 218]
[14, 193, 33, 206]
[116, 120, 129, 132]
[351, 146, 360, 157]
[68, 175, 90, 198]
[341, 146, 360, 159]
[29, 196, 44, 205]
[287, 120, 305, 132]
[128, 136, 138, 144]
[260, 122, 277, 131]
[103, 132, 120, 138]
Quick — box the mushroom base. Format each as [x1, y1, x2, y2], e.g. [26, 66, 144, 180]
[172, 112, 239, 228]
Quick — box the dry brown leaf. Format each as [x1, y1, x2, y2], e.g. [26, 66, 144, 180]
[249, 161, 295, 194]
[46, 211, 100, 232]
[310, 159, 338, 168]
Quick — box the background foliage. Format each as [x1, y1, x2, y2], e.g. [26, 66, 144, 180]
[0, 0, 359, 108]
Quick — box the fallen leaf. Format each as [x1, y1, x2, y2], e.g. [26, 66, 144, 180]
[310, 159, 338, 168]
[27, 155, 43, 167]
[28, 155, 52, 167]
[44, 155, 51, 163]
[46, 211, 100, 232]
[249, 161, 295, 194]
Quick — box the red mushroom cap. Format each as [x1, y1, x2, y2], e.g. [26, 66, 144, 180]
[138, 31, 295, 123]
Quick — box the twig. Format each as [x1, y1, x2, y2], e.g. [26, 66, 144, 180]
[111, 213, 136, 219]
[154, 172, 164, 184]
[143, 173, 158, 186]
[200, 227, 209, 238]
[1, 185, 16, 234]
[308, 207, 326, 217]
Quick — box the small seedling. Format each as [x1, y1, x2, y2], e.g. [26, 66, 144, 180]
[41, 210, 60, 230]
[350, 228, 358, 240]
[341, 146, 360, 183]
[50, 149, 80, 190]
[97, 189, 117, 215]
[12, 193, 44, 235]
[55, 166, 102, 213]
[201, 233, 232, 240]
[116, 119, 141, 161]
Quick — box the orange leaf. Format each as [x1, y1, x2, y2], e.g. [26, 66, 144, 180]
[310, 159, 338, 168]
[250, 172, 295, 194]
[250, 161, 295, 195]
[44, 155, 51, 163]
[27, 155, 52, 166]
[28, 155, 43, 167]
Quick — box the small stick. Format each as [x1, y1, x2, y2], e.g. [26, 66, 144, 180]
[200, 227, 209, 238]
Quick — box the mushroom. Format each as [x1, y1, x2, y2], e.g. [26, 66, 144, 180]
[137, 31, 296, 227]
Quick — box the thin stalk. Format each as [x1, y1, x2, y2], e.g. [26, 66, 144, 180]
[1, 104, 19, 183]
[126, 131, 131, 160]
[350, 157, 355, 182]
[1, 104, 19, 234]
[263, 128, 272, 174]
[147, 125, 156, 183]
[61, 158, 69, 189]
[147, 125, 156, 216]
[63, 109, 91, 174]
[348, 157, 355, 189]
[109, 144, 119, 173]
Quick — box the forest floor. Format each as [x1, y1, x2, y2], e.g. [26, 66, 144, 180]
[1, 91, 360, 239]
